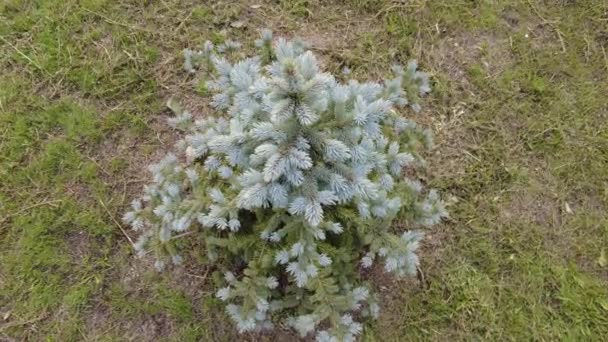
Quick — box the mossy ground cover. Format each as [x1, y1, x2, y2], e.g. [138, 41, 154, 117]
[1, 1, 606, 340]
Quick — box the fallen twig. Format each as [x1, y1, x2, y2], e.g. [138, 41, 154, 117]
[0, 35, 51, 76]
[0, 200, 62, 224]
[170, 231, 194, 241]
[0, 313, 47, 332]
[186, 267, 210, 281]
[416, 265, 428, 290]
[98, 199, 134, 245]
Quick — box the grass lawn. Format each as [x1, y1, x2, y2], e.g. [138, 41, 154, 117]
[1, 0, 607, 340]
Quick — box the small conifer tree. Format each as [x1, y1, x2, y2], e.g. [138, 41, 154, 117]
[124, 30, 447, 341]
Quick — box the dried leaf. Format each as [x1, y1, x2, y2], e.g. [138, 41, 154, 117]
[167, 97, 183, 115]
[230, 21, 245, 29]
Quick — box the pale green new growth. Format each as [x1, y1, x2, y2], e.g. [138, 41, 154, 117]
[124, 30, 446, 341]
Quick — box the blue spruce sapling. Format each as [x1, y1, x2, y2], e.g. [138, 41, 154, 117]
[123, 30, 447, 341]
